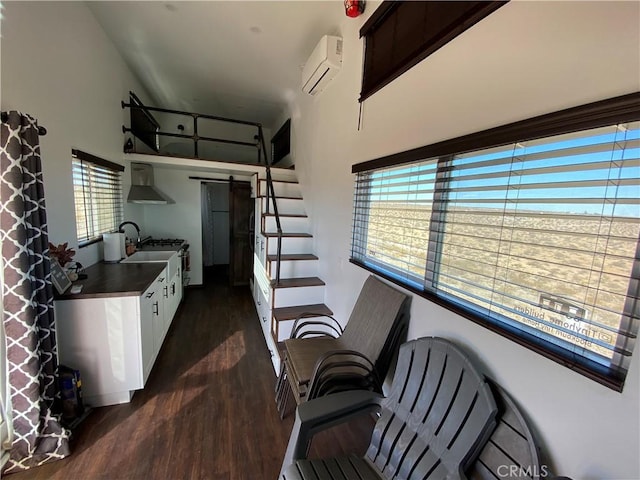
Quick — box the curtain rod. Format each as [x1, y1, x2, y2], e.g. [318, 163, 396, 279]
[1, 111, 47, 136]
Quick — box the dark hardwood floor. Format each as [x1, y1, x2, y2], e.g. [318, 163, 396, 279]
[8, 273, 372, 480]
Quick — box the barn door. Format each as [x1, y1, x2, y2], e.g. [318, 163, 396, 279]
[229, 182, 253, 286]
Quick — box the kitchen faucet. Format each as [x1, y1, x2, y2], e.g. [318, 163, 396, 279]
[118, 221, 141, 247]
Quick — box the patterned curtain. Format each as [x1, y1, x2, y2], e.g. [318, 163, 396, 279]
[0, 111, 70, 473]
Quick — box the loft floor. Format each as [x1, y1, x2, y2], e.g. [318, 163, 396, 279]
[9, 272, 372, 479]
[126, 150, 294, 170]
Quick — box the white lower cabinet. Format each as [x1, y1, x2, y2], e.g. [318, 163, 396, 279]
[252, 258, 282, 373]
[141, 271, 167, 383]
[154, 272, 167, 348]
[55, 266, 180, 407]
[140, 285, 156, 384]
[165, 264, 182, 325]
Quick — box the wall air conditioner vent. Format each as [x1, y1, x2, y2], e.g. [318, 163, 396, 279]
[301, 35, 343, 96]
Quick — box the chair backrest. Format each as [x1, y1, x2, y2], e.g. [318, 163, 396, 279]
[468, 379, 543, 480]
[340, 275, 409, 373]
[366, 337, 498, 480]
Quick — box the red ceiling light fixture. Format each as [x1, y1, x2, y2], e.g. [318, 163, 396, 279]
[344, 0, 365, 18]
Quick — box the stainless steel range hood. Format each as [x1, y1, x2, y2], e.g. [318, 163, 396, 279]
[127, 163, 174, 204]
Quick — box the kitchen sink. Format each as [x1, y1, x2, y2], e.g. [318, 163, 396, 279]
[120, 250, 179, 278]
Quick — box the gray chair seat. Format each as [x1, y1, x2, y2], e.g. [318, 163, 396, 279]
[286, 337, 343, 388]
[283, 455, 380, 480]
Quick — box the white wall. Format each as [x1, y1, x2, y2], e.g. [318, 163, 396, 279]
[1, 1, 153, 268]
[140, 165, 253, 286]
[291, 2, 640, 479]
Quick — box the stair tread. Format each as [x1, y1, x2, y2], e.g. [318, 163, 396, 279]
[262, 232, 312, 238]
[273, 303, 334, 321]
[263, 213, 307, 218]
[267, 254, 318, 262]
[271, 277, 325, 288]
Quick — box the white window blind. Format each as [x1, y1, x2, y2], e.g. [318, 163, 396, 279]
[351, 108, 640, 388]
[431, 122, 639, 372]
[352, 160, 437, 289]
[72, 150, 124, 246]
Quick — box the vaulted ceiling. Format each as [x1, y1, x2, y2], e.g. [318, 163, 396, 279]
[89, 1, 344, 128]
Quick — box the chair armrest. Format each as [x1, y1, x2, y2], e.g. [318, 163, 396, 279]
[307, 350, 382, 400]
[291, 314, 344, 339]
[279, 390, 383, 478]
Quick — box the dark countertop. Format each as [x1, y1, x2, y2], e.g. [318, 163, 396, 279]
[55, 262, 166, 300]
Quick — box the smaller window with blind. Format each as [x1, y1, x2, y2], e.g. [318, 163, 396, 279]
[72, 149, 124, 246]
[351, 93, 640, 391]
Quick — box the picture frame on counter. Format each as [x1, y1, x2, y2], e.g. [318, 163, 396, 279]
[51, 258, 73, 294]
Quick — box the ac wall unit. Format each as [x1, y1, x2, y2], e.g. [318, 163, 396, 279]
[301, 35, 343, 96]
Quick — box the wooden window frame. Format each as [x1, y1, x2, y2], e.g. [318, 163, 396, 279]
[72, 149, 125, 247]
[351, 92, 640, 391]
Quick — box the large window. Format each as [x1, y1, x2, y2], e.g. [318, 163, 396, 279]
[359, 1, 506, 102]
[72, 149, 124, 246]
[351, 93, 640, 390]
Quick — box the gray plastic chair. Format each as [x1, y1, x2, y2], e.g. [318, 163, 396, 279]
[276, 275, 410, 417]
[469, 379, 544, 480]
[280, 337, 499, 480]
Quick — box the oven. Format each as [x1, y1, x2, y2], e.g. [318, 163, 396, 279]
[179, 245, 190, 287]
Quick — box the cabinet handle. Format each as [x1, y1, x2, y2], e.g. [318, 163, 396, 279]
[159, 277, 165, 283]
[171, 284, 176, 295]
[261, 316, 267, 323]
[163, 286, 168, 298]
[257, 299, 261, 306]
[153, 301, 159, 315]
[146, 291, 155, 298]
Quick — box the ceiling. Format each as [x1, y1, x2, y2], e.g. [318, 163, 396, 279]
[88, 1, 344, 129]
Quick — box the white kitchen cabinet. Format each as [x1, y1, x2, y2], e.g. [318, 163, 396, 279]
[252, 251, 282, 372]
[140, 284, 156, 384]
[165, 263, 182, 324]
[155, 272, 168, 344]
[255, 232, 266, 266]
[55, 266, 178, 407]
[151, 272, 167, 362]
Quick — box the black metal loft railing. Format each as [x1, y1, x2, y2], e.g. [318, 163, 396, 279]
[121, 96, 261, 161]
[121, 95, 284, 285]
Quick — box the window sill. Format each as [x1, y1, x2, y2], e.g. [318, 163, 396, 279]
[78, 237, 102, 248]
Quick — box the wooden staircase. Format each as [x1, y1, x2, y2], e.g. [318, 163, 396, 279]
[251, 173, 333, 372]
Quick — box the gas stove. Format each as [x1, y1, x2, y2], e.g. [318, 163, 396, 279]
[143, 238, 185, 247]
